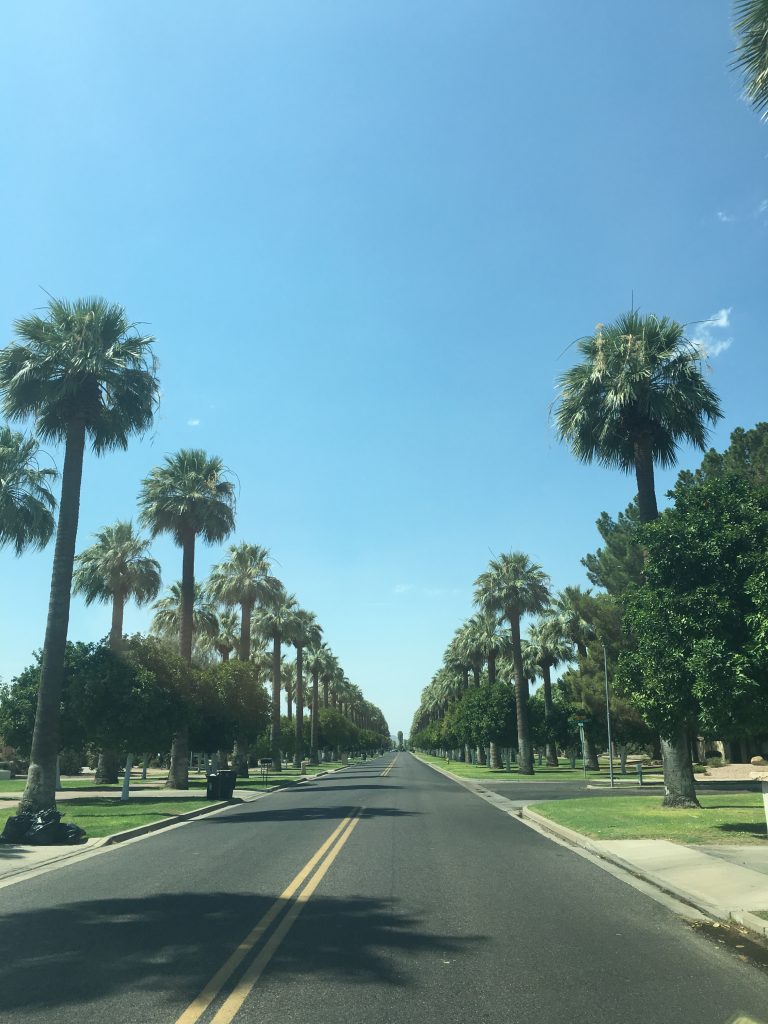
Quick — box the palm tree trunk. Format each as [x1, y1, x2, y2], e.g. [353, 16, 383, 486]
[310, 668, 320, 764]
[661, 726, 700, 807]
[110, 592, 125, 649]
[509, 614, 534, 775]
[232, 738, 249, 777]
[19, 420, 86, 815]
[542, 662, 558, 767]
[461, 668, 469, 691]
[167, 529, 195, 791]
[582, 731, 599, 771]
[239, 598, 253, 661]
[270, 635, 282, 770]
[322, 679, 329, 708]
[286, 687, 293, 721]
[633, 438, 659, 522]
[472, 665, 480, 687]
[488, 651, 497, 686]
[293, 645, 304, 768]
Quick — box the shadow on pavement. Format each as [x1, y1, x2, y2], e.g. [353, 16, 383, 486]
[206, 804, 417, 825]
[0, 891, 479, 1015]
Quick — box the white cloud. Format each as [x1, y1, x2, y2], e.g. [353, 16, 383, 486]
[717, 211, 735, 223]
[393, 584, 414, 594]
[690, 308, 733, 358]
[759, 199, 768, 215]
[187, 418, 201, 427]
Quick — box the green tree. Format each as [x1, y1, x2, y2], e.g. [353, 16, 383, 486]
[619, 478, 768, 805]
[0, 296, 158, 814]
[305, 641, 331, 764]
[582, 502, 644, 597]
[555, 310, 721, 801]
[206, 543, 278, 661]
[253, 585, 299, 771]
[474, 552, 551, 774]
[732, 0, 768, 119]
[0, 425, 56, 555]
[139, 450, 236, 788]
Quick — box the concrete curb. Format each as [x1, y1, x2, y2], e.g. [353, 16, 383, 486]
[520, 805, 768, 941]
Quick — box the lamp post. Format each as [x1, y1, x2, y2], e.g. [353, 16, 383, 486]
[603, 645, 615, 789]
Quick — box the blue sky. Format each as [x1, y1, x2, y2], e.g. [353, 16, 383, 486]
[1, 1, 765, 735]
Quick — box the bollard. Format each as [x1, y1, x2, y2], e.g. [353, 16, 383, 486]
[636, 761, 643, 786]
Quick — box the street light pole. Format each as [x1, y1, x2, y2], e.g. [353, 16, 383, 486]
[603, 645, 615, 789]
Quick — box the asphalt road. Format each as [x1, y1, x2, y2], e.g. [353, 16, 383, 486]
[1, 752, 767, 1024]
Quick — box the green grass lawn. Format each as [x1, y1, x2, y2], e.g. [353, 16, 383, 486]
[530, 794, 767, 845]
[0, 796, 211, 839]
[413, 752, 661, 783]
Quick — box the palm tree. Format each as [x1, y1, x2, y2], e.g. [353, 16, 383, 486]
[206, 543, 278, 661]
[554, 312, 721, 523]
[205, 608, 241, 662]
[555, 311, 721, 805]
[525, 615, 573, 766]
[139, 450, 235, 788]
[305, 641, 331, 764]
[253, 585, 299, 771]
[733, 0, 768, 119]
[74, 521, 161, 649]
[151, 582, 220, 651]
[73, 520, 161, 784]
[475, 552, 551, 775]
[291, 609, 322, 767]
[0, 296, 158, 814]
[0, 426, 57, 555]
[554, 587, 599, 769]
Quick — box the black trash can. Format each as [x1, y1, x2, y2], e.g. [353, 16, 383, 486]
[206, 773, 220, 800]
[218, 769, 236, 800]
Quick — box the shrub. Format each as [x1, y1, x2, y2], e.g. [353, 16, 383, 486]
[59, 748, 84, 775]
[706, 755, 724, 769]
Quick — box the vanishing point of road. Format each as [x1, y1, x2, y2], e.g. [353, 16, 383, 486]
[1, 752, 766, 1024]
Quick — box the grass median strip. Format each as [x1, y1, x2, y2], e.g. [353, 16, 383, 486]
[176, 808, 363, 1024]
[0, 797, 211, 838]
[530, 794, 766, 844]
[412, 752, 657, 783]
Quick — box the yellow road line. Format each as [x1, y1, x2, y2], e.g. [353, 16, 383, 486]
[381, 754, 398, 777]
[210, 808, 363, 1024]
[175, 811, 359, 1024]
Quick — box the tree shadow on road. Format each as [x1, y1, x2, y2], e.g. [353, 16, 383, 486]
[0, 891, 481, 1016]
[205, 804, 417, 825]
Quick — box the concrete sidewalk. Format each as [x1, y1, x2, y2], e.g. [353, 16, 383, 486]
[522, 805, 768, 939]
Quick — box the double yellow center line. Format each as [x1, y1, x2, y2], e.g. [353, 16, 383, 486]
[176, 807, 363, 1024]
[380, 754, 398, 777]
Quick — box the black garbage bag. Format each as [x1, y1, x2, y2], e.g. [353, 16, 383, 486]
[24, 808, 63, 845]
[0, 809, 87, 845]
[0, 813, 34, 844]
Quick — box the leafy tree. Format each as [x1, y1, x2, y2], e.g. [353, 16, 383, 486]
[677, 422, 768, 495]
[555, 310, 722, 801]
[0, 425, 56, 555]
[732, 0, 768, 119]
[475, 553, 551, 774]
[618, 479, 768, 805]
[582, 502, 644, 597]
[195, 660, 270, 761]
[139, 449, 236, 788]
[0, 296, 158, 814]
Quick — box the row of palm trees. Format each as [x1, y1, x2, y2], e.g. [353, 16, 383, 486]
[413, 310, 724, 805]
[0, 297, 386, 812]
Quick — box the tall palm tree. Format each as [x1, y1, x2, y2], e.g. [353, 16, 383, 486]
[305, 641, 331, 764]
[475, 552, 551, 775]
[253, 585, 299, 771]
[554, 312, 721, 523]
[151, 582, 220, 651]
[73, 520, 161, 784]
[206, 543, 278, 661]
[139, 450, 235, 788]
[73, 521, 161, 649]
[205, 608, 241, 662]
[555, 311, 721, 805]
[554, 587, 599, 769]
[525, 615, 573, 766]
[0, 425, 57, 555]
[0, 296, 158, 814]
[733, 0, 768, 119]
[291, 609, 322, 767]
